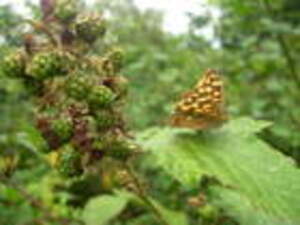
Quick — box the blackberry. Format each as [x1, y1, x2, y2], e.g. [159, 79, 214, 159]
[107, 48, 124, 73]
[92, 139, 105, 151]
[87, 85, 116, 108]
[54, 0, 80, 22]
[51, 115, 73, 142]
[72, 116, 97, 152]
[102, 76, 129, 98]
[75, 13, 106, 43]
[106, 138, 139, 161]
[94, 110, 117, 129]
[57, 144, 83, 177]
[1, 51, 26, 77]
[66, 74, 91, 100]
[26, 51, 72, 80]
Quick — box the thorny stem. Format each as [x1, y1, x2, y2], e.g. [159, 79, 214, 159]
[124, 162, 171, 225]
[0, 175, 81, 225]
[261, 0, 300, 86]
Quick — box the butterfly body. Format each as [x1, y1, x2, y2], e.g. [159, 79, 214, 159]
[170, 69, 227, 130]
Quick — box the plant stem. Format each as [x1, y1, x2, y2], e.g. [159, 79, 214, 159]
[124, 162, 171, 225]
[0, 175, 81, 225]
[261, 0, 300, 86]
[24, 19, 58, 47]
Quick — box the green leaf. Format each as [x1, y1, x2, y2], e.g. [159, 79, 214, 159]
[16, 124, 48, 153]
[82, 194, 128, 225]
[149, 198, 188, 225]
[222, 117, 272, 137]
[116, 190, 188, 225]
[138, 117, 300, 225]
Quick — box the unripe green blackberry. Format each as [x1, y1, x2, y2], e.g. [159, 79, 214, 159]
[51, 115, 73, 142]
[54, 0, 79, 22]
[92, 139, 104, 151]
[66, 74, 91, 100]
[1, 51, 26, 77]
[94, 110, 117, 129]
[87, 85, 116, 108]
[107, 48, 124, 73]
[27, 51, 72, 80]
[57, 144, 83, 177]
[75, 13, 106, 43]
[102, 76, 129, 98]
[107, 138, 139, 161]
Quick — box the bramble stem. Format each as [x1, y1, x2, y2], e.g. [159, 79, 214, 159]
[0, 175, 81, 225]
[124, 162, 171, 225]
[24, 19, 58, 47]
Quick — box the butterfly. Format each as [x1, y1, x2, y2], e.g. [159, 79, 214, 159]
[170, 69, 228, 130]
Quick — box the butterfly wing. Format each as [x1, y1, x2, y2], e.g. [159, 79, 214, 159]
[170, 69, 227, 130]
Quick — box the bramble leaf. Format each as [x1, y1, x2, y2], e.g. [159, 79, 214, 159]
[82, 194, 128, 225]
[138, 117, 300, 225]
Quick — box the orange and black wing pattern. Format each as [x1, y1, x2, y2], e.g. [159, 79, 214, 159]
[170, 69, 227, 130]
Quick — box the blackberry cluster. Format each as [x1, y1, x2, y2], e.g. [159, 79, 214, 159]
[0, 0, 138, 178]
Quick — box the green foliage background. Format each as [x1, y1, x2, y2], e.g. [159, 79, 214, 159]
[0, 0, 300, 225]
